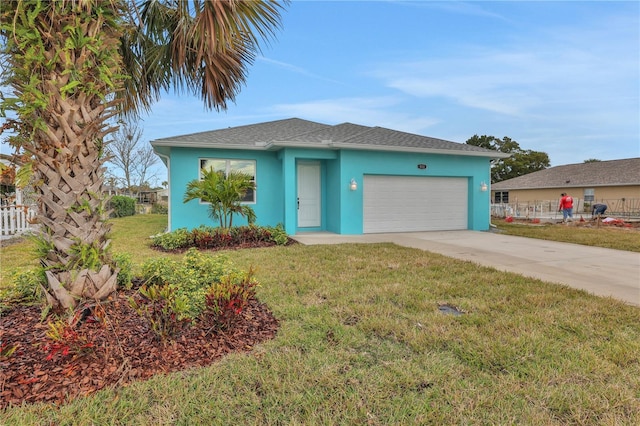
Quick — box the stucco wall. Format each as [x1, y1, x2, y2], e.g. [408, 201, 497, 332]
[165, 146, 493, 234]
[169, 147, 284, 230]
[492, 186, 640, 204]
[338, 150, 492, 233]
[491, 185, 640, 217]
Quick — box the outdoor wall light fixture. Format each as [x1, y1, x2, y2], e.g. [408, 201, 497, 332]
[480, 181, 488, 192]
[350, 178, 358, 191]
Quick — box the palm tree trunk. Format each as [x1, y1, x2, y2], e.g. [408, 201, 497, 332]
[33, 123, 119, 309]
[5, 1, 127, 310]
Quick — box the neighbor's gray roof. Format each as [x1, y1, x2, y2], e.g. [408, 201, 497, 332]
[151, 118, 506, 158]
[492, 158, 640, 190]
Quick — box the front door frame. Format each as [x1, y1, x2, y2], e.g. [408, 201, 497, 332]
[297, 161, 322, 229]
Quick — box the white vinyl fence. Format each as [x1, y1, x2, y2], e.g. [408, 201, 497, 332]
[0, 204, 37, 237]
[491, 198, 640, 220]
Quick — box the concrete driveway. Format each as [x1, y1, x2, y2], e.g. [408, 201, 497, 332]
[292, 230, 640, 307]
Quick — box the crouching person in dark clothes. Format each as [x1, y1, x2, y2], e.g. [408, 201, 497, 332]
[591, 203, 607, 218]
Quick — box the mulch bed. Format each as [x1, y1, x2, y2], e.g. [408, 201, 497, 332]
[0, 290, 279, 409]
[1, 237, 292, 410]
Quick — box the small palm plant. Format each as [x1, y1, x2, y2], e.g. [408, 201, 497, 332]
[184, 169, 256, 229]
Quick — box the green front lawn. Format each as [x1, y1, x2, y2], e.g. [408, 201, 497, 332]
[1, 215, 639, 424]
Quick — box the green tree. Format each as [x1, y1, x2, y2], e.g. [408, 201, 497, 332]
[466, 135, 550, 183]
[0, 0, 286, 309]
[583, 158, 601, 163]
[184, 169, 256, 229]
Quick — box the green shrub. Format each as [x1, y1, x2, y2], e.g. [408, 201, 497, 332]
[109, 195, 136, 218]
[150, 228, 193, 250]
[141, 257, 178, 287]
[0, 269, 46, 314]
[30, 233, 55, 258]
[151, 203, 168, 214]
[151, 225, 291, 251]
[138, 250, 259, 338]
[141, 248, 237, 319]
[129, 284, 190, 340]
[228, 225, 267, 245]
[192, 225, 228, 249]
[204, 267, 258, 330]
[112, 252, 133, 289]
[265, 224, 289, 246]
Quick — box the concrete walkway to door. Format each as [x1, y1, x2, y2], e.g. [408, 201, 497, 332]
[292, 230, 640, 307]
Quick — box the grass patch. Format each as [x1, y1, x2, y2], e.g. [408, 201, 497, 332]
[1, 215, 168, 289]
[493, 219, 640, 252]
[0, 237, 39, 288]
[2, 216, 639, 423]
[108, 214, 170, 274]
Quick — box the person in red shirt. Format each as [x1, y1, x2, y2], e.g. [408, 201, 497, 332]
[558, 193, 574, 222]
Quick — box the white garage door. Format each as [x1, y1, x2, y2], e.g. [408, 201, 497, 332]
[363, 175, 468, 233]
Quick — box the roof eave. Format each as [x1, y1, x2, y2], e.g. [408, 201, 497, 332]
[150, 140, 267, 150]
[329, 142, 510, 158]
[150, 139, 509, 159]
[493, 182, 640, 190]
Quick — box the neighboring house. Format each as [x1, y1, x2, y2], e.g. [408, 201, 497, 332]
[491, 158, 640, 214]
[0, 153, 37, 236]
[137, 190, 158, 204]
[0, 153, 26, 205]
[157, 188, 168, 203]
[151, 118, 506, 235]
[1, 154, 17, 204]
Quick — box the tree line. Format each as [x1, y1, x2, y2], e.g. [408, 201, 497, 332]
[466, 135, 550, 183]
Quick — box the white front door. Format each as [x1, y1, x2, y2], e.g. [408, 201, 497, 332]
[297, 162, 321, 228]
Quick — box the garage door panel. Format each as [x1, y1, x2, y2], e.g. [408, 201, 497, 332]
[363, 175, 468, 233]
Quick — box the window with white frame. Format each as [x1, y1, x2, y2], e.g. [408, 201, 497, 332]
[583, 188, 594, 202]
[200, 158, 256, 203]
[494, 191, 509, 203]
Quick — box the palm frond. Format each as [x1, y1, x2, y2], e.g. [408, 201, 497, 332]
[120, 0, 287, 114]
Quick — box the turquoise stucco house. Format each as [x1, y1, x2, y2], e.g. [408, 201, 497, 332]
[151, 118, 506, 235]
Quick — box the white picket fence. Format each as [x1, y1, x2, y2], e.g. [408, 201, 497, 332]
[491, 198, 640, 220]
[0, 204, 37, 236]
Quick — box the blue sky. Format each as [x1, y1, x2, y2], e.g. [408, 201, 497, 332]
[141, 0, 639, 182]
[2, 1, 639, 186]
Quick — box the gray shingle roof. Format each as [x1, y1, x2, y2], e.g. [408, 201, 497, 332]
[335, 126, 498, 154]
[491, 158, 640, 189]
[280, 122, 372, 143]
[152, 118, 329, 146]
[151, 117, 503, 157]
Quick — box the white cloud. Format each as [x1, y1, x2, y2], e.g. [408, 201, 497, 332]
[364, 6, 638, 164]
[257, 56, 343, 85]
[393, 0, 511, 22]
[376, 40, 637, 118]
[269, 96, 441, 134]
